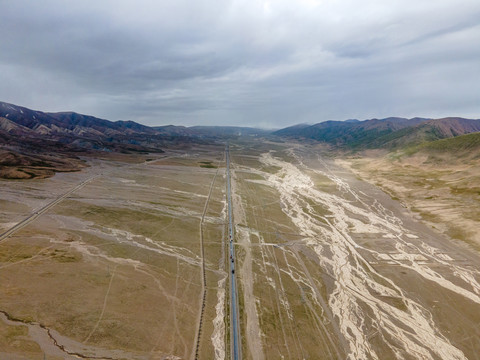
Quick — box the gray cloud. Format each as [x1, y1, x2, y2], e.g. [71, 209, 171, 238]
[0, 0, 479, 127]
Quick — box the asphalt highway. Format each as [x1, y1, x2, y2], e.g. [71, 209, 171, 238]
[226, 145, 241, 360]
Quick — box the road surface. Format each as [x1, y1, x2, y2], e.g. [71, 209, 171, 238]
[226, 144, 241, 360]
[0, 175, 99, 243]
[193, 165, 220, 360]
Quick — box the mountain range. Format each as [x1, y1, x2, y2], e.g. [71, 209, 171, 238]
[0, 101, 165, 150]
[273, 116, 480, 150]
[0, 101, 269, 179]
[1, 100, 479, 178]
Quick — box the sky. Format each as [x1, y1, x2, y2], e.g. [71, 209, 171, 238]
[0, 0, 479, 128]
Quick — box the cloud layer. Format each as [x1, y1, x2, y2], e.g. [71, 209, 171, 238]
[1, 0, 479, 127]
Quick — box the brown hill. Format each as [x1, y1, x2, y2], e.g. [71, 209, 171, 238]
[0, 101, 168, 179]
[0, 149, 86, 179]
[274, 117, 480, 150]
[403, 131, 480, 164]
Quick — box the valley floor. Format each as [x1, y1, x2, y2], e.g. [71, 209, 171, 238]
[229, 141, 480, 359]
[1, 140, 479, 359]
[339, 151, 480, 250]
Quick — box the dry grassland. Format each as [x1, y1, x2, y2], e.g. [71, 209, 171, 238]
[2, 139, 480, 360]
[231, 148, 345, 359]
[339, 153, 480, 250]
[0, 146, 228, 360]
[229, 141, 480, 360]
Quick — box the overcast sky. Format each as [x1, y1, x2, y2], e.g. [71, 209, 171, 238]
[0, 0, 479, 127]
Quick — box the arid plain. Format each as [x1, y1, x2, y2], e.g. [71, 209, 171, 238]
[1, 140, 480, 360]
[0, 145, 227, 359]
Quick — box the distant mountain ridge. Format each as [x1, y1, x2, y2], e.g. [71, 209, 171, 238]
[273, 116, 480, 150]
[0, 101, 156, 138]
[188, 126, 268, 137]
[2, 100, 479, 179]
[0, 101, 194, 179]
[0, 101, 273, 179]
[0, 101, 270, 140]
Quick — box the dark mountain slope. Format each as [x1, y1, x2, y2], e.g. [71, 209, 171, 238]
[189, 126, 269, 137]
[50, 112, 156, 135]
[0, 101, 167, 179]
[407, 131, 480, 162]
[420, 130, 480, 152]
[0, 102, 158, 139]
[377, 118, 480, 149]
[273, 117, 430, 148]
[152, 125, 195, 136]
[273, 117, 480, 150]
[267, 123, 311, 136]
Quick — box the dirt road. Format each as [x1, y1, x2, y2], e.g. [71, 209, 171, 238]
[0, 174, 100, 243]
